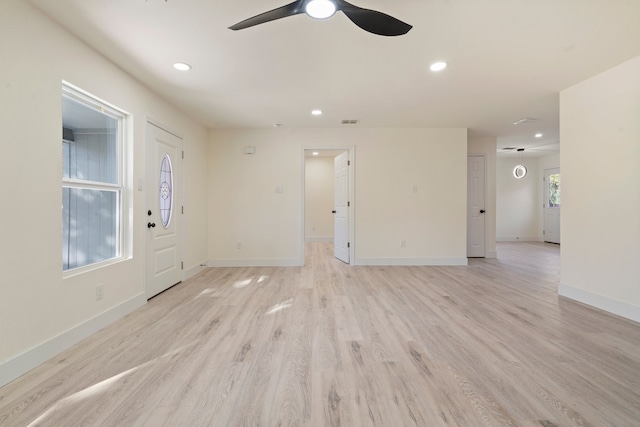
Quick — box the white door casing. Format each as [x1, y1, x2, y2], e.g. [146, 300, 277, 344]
[145, 122, 183, 298]
[334, 151, 350, 263]
[467, 155, 486, 257]
[544, 168, 561, 244]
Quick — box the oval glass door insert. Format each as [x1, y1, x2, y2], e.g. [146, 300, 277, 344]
[159, 154, 173, 228]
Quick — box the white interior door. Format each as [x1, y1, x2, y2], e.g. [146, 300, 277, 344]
[467, 155, 486, 257]
[544, 168, 561, 244]
[334, 151, 350, 263]
[145, 122, 183, 298]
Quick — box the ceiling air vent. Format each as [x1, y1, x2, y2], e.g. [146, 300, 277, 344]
[341, 119, 359, 125]
[513, 117, 537, 125]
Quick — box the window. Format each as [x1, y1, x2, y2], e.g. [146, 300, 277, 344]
[548, 173, 561, 208]
[62, 84, 126, 271]
[159, 154, 174, 228]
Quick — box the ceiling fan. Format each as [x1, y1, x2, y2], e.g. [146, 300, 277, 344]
[229, 0, 412, 36]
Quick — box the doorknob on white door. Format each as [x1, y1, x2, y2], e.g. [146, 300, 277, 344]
[480, 209, 486, 213]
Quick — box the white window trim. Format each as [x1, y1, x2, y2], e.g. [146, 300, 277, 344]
[62, 82, 131, 276]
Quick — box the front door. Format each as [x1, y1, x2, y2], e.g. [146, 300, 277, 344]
[145, 122, 183, 298]
[544, 168, 561, 244]
[334, 151, 350, 263]
[467, 155, 486, 257]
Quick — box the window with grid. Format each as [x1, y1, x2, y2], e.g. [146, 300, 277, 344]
[62, 84, 126, 271]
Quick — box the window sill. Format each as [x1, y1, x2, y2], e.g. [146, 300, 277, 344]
[62, 256, 132, 279]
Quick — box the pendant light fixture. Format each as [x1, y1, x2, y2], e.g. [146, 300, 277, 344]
[513, 148, 527, 179]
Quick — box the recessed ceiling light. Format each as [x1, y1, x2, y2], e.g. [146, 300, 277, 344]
[535, 133, 543, 138]
[305, 0, 336, 19]
[312, 151, 319, 156]
[311, 109, 323, 116]
[272, 123, 283, 128]
[429, 61, 448, 72]
[173, 62, 192, 71]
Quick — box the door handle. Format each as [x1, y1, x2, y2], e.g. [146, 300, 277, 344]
[332, 210, 336, 214]
[480, 210, 486, 213]
[147, 222, 156, 228]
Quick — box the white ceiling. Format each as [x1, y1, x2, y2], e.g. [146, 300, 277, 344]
[30, 0, 640, 156]
[304, 149, 346, 158]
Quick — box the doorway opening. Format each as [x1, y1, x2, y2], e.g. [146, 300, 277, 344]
[302, 148, 354, 265]
[543, 168, 561, 244]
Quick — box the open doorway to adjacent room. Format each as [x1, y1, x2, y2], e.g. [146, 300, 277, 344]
[302, 148, 354, 265]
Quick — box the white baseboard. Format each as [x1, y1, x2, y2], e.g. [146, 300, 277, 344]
[305, 236, 334, 242]
[353, 257, 468, 266]
[496, 236, 540, 242]
[0, 294, 147, 388]
[208, 258, 302, 267]
[185, 261, 208, 280]
[559, 283, 640, 324]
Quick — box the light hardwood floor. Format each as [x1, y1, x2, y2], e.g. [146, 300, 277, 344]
[1, 242, 640, 426]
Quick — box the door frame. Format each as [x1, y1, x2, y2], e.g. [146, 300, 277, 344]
[145, 118, 185, 298]
[543, 167, 561, 244]
[300, 146, 355, 266]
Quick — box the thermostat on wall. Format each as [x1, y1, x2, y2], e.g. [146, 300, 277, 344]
[244, 146, 256, 155]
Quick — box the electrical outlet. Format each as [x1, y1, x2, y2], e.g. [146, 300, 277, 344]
[236, 241, 243, 250]
[400, 240, 407, 248]
[96, 284, 104, 301]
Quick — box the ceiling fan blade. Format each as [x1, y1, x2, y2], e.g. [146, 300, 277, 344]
[229, 1, 305, 31]
[337, 1, 412, 36]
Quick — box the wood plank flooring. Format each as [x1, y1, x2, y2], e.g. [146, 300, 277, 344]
[2, 242, 640, 426]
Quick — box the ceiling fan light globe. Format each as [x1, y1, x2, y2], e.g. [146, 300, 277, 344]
[305, 0, 337, 19]
[430, 61, 448, 72]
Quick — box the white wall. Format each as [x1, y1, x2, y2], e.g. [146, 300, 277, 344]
[496, 152, 561, 242]
[305, 156, 335, 241]
[496, 157, 539, 241]
[560, 55, 640, 323]
[468, 135, 497, 257]
[0, 0, 209, 386]
[538, 153, 560, 177]
[208, 128, 468, 266]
